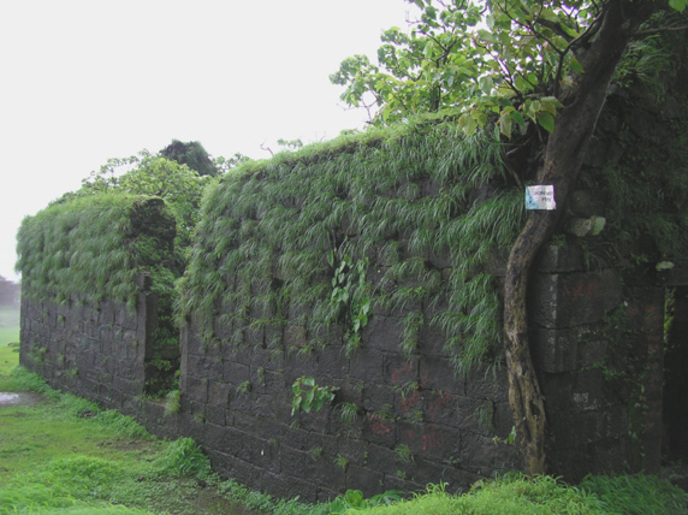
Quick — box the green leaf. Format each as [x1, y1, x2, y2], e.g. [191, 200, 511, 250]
[312, 396, 324, 412]
[499, 112, 512, 138]
[540, 96, 563, 116]
[514, 75, 529, 92]
[459, 112, 477, 136]
[569, 57, 584, 75]
[537, 112, 555, 133]
[291, 397, 301, 416]
[560, 23, 580, 39]
[669, 0, 686, 13]
[509, 110, 526, 126]
[479, 75, 493, 94]
[477, 29, 497, 45]
[344, 489, 365, 507]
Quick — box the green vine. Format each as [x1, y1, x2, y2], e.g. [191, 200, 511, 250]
[290, 376, 338, 416]
[328, 251, 371, 355]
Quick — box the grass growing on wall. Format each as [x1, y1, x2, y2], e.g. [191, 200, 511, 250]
[182, 119, 524, 374]
[15, 194, 178, 362]
[17, 194, 175, 309]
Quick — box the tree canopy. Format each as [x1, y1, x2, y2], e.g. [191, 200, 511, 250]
[332, 0, 686, 137]
[62, 151, 212, 271]
[159, 140, 218, 177]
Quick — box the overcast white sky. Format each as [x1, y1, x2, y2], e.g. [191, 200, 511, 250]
[0, 0, 412, 282]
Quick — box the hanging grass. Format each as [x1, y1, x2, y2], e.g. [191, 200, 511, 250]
[16, 193, 177, 352]
[182, 117, 522, 373]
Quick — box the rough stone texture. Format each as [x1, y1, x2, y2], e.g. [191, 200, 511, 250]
[164, 239, 668, 501]
[531, 244, 668, 483]
[18, 113, 683, 503]
[19, 273, 161, 413]
[18, 238, 671, 501]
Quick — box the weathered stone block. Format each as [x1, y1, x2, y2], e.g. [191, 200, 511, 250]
[222, 360, 250, 385]
[113, 375, 143, 397]
[185, 375, 208, 403]
[530, 269, 622, 329]
[361, 383, 395, 412]
[284, 324, 307, 349]
[345, 464, 384, 497]
[263, 470, 322, 504]
[317, 347, 350, 378]
[464, 371, 509, 401]
[531, 327, 579, 374]
[363, 316, 403, 353]
[419, 355, 463, 395]
[349, 347, 384, 381]
[205, 404, 227, 427]
[280, 444, 346, 492]
[284, 349, 319, 377]
[422, 392, 461, 428]
[460, 434, 520, 475]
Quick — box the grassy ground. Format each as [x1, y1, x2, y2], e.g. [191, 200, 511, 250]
[0, 311, 266, 514]
[0, 306, 20, 384]
[2, 310, 686, 514]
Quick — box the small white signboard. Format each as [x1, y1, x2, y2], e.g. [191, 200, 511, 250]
[525, 185, 556, 210]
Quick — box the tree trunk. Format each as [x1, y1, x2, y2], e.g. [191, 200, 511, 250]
[503, 0, 657, 475]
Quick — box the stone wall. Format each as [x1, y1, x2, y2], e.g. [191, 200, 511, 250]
[164, 242, 665, 502]
[173, 310, 521, 502]
[19, 240, 667, 502]
[531, 245, 666, 481]
[19, 272, 161, 412]
[17, 96, 683, 501]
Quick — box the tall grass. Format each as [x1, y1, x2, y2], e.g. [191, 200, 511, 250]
[346, 474, 687, 515]
[580, 473, 688, 515]
[184, 119, 516, 374]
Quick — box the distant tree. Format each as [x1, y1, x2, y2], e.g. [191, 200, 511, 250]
[213, 152, 252, 175]
[260, 138, 304, 157]
[159, 140, 218, 177]
[68, 150, 212, 270]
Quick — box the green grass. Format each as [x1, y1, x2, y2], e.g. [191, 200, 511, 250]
[0, 328, 260, 514]
[343, 474, 687, 514]
[2, 316, 686, 514]
[0, 335, 323, 514]
[0, 307, 20, 388]
[0, 372, 268, 514]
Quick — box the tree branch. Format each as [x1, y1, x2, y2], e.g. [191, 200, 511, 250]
[634, 23, 688, 38]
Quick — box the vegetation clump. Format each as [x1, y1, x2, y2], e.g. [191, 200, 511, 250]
[182, 119, 521, 375]
[16, 193, 175, 310]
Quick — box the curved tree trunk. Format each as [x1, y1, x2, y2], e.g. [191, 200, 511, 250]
[503, 0, 658, 475]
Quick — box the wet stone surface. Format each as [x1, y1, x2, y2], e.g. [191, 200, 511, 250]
[0, 392, 44, 406]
